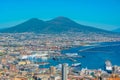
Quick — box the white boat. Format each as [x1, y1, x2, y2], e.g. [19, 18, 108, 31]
[65, 53, 78, 57]
[72, 63, 81, 67]
[41, 57, 48, 61]
[105, 60, 112, 71]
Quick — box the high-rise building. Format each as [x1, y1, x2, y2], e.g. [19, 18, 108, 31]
[62, 63, 68, 80]
[50, 66, 56, 75]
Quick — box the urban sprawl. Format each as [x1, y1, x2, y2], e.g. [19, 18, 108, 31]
[0, 33, 120, 80]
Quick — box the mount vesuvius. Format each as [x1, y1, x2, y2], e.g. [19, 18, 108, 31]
[0, 17, 114, 34]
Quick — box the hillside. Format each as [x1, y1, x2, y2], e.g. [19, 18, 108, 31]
[0, 17, 114, 34]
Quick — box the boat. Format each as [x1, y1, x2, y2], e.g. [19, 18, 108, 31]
[53, 57, 58, 60]
[41, 57, 48, 61]
[65, 53, 78, 57]
[29, 64, 39, 67]
[105, 60, 112, 73]
[56, 64, 62, 69]
[72, 63, 81, 67]
[38, 62, 49, 65]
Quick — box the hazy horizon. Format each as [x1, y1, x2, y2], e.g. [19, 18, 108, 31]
[0, 0, 120, 30]
[0, 17, 119, 31]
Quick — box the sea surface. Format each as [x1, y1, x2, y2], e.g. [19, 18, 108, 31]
[36, 41, 120, 70]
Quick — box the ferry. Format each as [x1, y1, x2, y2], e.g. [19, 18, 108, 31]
[72, 63, 81, 67]
[56, 64, 62, 69]
[65, 53, 78, 57]
[105, 60, 112, 73]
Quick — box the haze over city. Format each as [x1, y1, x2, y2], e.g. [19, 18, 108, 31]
[0, 0, 120, 80]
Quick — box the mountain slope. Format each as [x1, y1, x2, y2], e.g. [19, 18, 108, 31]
[46, 17, 111, 33]
[0, 17, 113, 34]
[1, 18, 47, 33]
[113, 28, 120, 32]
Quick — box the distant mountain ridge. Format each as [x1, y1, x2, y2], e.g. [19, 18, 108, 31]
[0, 16, 114, 34]
[113, 28, 120, 32]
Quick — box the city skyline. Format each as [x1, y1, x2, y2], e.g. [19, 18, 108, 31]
[0, 0, 120, 30]
[0, 0, 120, 79]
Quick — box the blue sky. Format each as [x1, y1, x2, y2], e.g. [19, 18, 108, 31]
[0, 0, 120, 30]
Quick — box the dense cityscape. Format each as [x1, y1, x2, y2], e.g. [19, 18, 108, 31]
[0, 0, 120, 80]
[0, 33, 120, 80]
